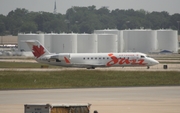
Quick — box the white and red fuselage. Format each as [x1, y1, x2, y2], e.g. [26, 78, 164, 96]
[38, 53, 159, 69]
[24, 40, 159, 69]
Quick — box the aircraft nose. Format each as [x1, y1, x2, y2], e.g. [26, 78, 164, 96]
[152, 59, 159, 65]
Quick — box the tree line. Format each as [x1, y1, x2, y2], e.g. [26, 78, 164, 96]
[0, 6, 180, 36]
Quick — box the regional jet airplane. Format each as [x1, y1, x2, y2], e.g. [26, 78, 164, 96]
[24, 40, 159, 69]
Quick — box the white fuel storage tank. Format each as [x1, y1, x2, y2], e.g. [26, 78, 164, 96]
[51, 33, 77, 53]
[123, 30, 157, 53]
[94, 29, 124, 52]
[77, 34, 97, 53]
[44, 34, 52, 52]
[94, 29, 119, 34]
[18, 33, 44, 52]
[157, 30, 178, 53]
[97, 34, 118, 53]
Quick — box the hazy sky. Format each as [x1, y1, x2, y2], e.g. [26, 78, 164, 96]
[0, 0, 180, 15]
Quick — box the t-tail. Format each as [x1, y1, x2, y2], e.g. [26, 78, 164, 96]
[23, 40, 51, 58]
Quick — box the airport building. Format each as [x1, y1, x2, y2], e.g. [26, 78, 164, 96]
[17, 29, 179, 56]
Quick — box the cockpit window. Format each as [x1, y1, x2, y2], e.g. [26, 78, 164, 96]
[140, 55, 145, 58]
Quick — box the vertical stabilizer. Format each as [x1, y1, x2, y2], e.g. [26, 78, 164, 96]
[23, 40, 50, 58]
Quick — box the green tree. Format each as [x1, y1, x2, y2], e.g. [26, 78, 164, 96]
[0, 15, 6, 35]
[170, 14, 180, 32]
[1, 7, 180, 35]
[20, 21, 37, 33]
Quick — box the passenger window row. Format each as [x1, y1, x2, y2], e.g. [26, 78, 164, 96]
[83, 57, 109, 60]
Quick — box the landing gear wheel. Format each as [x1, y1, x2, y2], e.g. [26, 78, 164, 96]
[87, 67, 95, 69]
[147, 66, 150, 69]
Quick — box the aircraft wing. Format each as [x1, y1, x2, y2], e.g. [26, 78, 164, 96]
[49, 55, 59, 59]
[49, 54, 69, 61]
[71, 63, 106, 68]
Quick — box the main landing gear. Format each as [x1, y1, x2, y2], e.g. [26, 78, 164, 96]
[147, 66, 150, 69]
[87, 67, 95, 69]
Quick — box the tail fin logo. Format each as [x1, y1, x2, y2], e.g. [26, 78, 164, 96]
[32, 45, 45, 58]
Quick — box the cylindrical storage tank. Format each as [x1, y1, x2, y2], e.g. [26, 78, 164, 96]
[157, 30, 178, 53]
[18, 33, 44, 51]
[118, 30, 124, 52]
[94, 29, 119, 34]
[77, 34, 97, 53]
[94, 29, 123, 52]
[97, 34, 118, 53]
[51, 34, 77, 53]
[122, 30, 130, 52]
[123, 30, 157, 53]
[44, 34, 52, 52]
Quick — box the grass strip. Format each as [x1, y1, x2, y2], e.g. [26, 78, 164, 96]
[0, 71, 180, 90]
[0, 62, 59, 68]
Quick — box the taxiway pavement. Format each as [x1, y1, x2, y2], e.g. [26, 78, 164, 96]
[0, 86, 180, 113]
[0, 63, 180, 71]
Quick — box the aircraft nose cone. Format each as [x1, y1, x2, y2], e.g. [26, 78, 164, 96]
[152, 60, 159, 65]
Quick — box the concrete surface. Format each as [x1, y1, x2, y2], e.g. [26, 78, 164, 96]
[0, 63, 180, 71]
[0, 87, 180, 113]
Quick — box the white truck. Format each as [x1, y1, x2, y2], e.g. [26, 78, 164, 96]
[24, 103, 91, 113]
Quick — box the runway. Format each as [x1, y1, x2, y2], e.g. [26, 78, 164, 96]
[0, 63, 180, 71]
[0, 58, 180, 71]
[0, 86, 180, 113]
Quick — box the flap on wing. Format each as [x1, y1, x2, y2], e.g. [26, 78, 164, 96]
[50, 55, 69, 61]
[50, 55, 59, 59]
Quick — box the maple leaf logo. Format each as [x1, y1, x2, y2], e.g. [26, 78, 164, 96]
[32, 45, 45, 58]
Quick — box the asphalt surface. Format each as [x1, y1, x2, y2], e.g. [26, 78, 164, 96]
[0, 87, 180, 113]
[0, 63, 180, 71]
[0, 58, 180, 71]
[0, 57, 180, 71]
